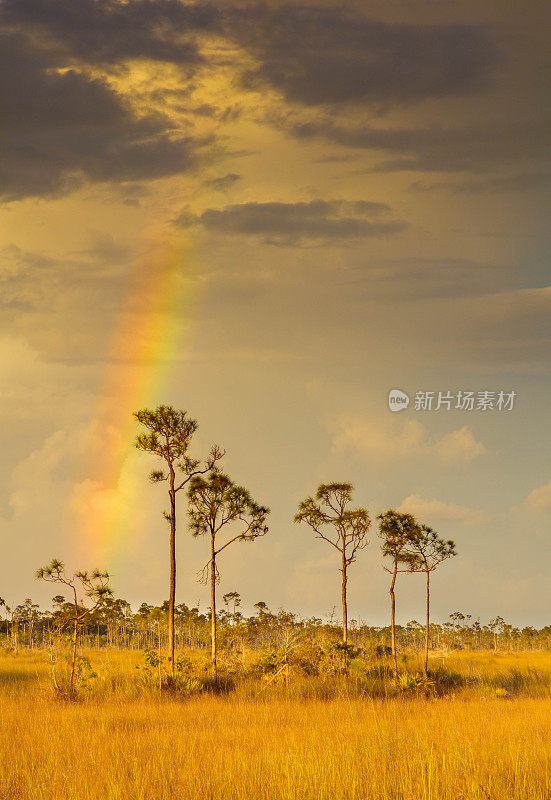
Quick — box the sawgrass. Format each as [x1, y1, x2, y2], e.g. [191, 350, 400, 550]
[0, 649, 550, 799]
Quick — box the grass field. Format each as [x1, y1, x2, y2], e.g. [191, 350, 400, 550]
[1, 649, 550, 799]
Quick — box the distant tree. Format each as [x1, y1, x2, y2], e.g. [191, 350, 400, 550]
[188, 472, 269, 678]
[253, 601, 270, 618]
[377, 510, 419, 679]
[223, 591, 241, 624]
[137, 602, 153, 619]
[134, 405, 223, 671]
[295, 483, 370, 655]
[2, 602, 16, 650]
[407, 525, 456, 676]
[489, 615, 505, 652]
[36, 559, 111, 694]
[13, 598, 40, 646]
[450, 611, 467, 628]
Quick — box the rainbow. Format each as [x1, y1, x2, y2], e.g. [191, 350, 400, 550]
[71, 232, 199, 568]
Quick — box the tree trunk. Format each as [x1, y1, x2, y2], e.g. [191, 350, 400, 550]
[341, 551, 348, 646]
[423, 569, 430, 678]
[210, 536, 217, 680]
[341, 551, 348, 674]
[390, 561, 398, 680]
[168, 469, 176, 673]
[70, 616, 77, 694]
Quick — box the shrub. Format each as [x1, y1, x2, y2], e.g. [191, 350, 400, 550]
[136, 649, 205, 696]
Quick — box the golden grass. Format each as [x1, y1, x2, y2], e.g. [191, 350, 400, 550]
[1, 650, 550, 800]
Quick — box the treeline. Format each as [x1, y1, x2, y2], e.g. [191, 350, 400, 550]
[3, 405, 545, 697]
[1, 597, 550, 654]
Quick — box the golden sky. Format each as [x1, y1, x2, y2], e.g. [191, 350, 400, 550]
[1, 0, 550, 625]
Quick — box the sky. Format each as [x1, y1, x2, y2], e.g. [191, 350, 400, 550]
[1, 0, 550, 627]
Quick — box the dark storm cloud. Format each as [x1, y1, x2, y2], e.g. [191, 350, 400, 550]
[0, 0, 526, 198]
[349, 257, 534, 300]
[1, 0, 222, 66]
[1, 0, 498, 104]
[202, 173, 242, 191]
[0, 33, 124, 131]
[0, 32, 205, 200]
[234, 4, 497, 106]
[409, 172, 551, 194]
[176, 199, 407, 246]
[286, 117, 551, 173]
[1, 128, 201, 201]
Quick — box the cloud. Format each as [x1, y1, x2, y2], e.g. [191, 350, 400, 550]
[0, 245, 63, 311]
[0, 31, 206, 200]
[456, 287, 551, 364]
[398, 493, 491, 526]
[0, 0, 542, 196]
[202, 173, 242, 192]
[0, 243, 127, 362]
[3, 2, 498, 111]
[1, 415, 155, 584]
[525, 480, 551, 513]
[349, 284, 551, 369]
[350, 257, 525, 300]
[0, 241, 121, 308]
[410, 172, 551, 194]
[332, 414, 485, 465]
[0, 336, 97, 444]
[332, 414, 427, 460]
[176, 199, 407, 246]
[1, 0, 221, 66]
[234, 5, 497, 106]
[68, 457, 147, 564]
[436, 426, 486, 464]
[284, 116, 550, 174]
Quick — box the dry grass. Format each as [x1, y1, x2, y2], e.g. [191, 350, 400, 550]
[1, 649, 550, 799]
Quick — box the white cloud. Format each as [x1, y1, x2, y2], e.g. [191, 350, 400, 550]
[5, 417, 153, 567]
[332, 413, 426, 459]
[331, 413, 485, 465]
[525, 479, 551, 513]
[436, 426, 486, 464]
[398, 493, 491, 526]
[68, 449, 149, 564]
